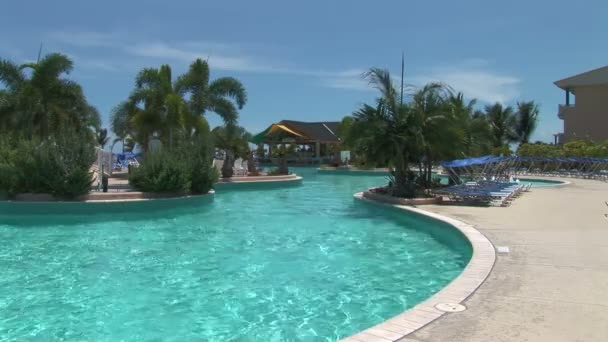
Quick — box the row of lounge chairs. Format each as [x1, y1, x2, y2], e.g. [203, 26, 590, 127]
[212, 158, 249, 177]
[435, 181, 529, 207]
[515, 168, 608, 181]
[233, 159, 248, 176]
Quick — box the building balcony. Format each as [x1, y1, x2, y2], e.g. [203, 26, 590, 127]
[557, 104, 575, 120]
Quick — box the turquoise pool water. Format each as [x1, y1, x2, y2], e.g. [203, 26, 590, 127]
[0, 168, 471, 341]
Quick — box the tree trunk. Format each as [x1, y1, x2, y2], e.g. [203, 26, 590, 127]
[392, 149, 415, 198]
[247, 152, 256, 174]
[222, 151, 234, 178]
[278, 156, 288, 175]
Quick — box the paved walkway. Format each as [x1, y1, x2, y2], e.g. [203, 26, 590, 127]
[400, 178, 608, 342]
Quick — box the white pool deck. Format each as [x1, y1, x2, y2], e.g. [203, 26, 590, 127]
[351, 177, 608, 342]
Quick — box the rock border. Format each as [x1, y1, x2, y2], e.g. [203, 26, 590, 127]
[362, 189, 440, 205]
[343, 192, 496, 342]
[217, 174, 302, 183]
[3, 190, 215, 203]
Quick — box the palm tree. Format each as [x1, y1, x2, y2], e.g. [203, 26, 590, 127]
[515, 101, 540, 145]
[349, 68, 417, 197]
[484, 102, 517, 149]
[175, 59, 247, 125]
[96, 128, 110, 149]
[110, 101, 132, 153]
[0, 53, 99, 138]
[448, 93, 492, 157]
[129, 65, 178, 151]
[409, 83, 455, 187]
[212, 125, 251, 178]
[112, 59, 246, 151]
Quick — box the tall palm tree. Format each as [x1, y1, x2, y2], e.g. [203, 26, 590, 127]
[515, 101, 540, 145]
[110, 101, 132, 153]
[212, 125, 251, 178]
[409, 83, 455, 187]
[0, 53, 99, 138]
[448, 93, 492, 157]
[112, 59, 246, 151]
[349, 68, 417, 197]
[96, 128, 110, 149]
[128, 65, 177, 151]
[175, 59, 247, 125]
[484, 102, 517, 149]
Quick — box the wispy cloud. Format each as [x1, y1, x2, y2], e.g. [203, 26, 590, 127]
[46, 31, 518, 99]
[47, 30, 375, 90]
[48, 31, 122, 48]
[125, 42, 263, 72]
[412, 60, 520, 104]
[318, 69, 371, 91]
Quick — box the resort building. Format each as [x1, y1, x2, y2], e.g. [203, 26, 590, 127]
[554, 65, 608, 144]
[251, 120, 341, 164]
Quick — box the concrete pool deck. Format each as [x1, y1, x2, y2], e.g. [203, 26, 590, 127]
[396, 177, 608, 342]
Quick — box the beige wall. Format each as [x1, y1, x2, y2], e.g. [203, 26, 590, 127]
[563, 84, 608, 142]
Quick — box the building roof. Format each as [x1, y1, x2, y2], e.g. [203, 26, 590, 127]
[251, 120, 341, 144]
[554, 65, 608, 92]
[279, 120, 340, 142]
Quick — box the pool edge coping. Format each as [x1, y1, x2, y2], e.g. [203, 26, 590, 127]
[216, 174, 303, 184]
[343, 193, 496, 342]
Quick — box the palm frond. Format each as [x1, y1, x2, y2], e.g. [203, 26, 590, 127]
[208, 77, 247, 109]
[0, 59, 25, 90]
[208, 97, 238, 124]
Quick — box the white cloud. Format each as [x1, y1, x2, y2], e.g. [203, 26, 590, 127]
[412, 61, 520, 104]
[125, 42, 262, 72]
[46, 31, 519, 100]
[48, 31, 122, 48]
[46, 30, 372, 83]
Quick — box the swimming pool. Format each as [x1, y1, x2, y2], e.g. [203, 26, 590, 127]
[317, 169, 565, 187]
[0, 168, 471, 341]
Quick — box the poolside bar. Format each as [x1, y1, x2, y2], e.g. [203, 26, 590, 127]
[251, 120, 342, 165]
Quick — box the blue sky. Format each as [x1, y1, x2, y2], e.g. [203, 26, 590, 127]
[1, 0, 607, 148]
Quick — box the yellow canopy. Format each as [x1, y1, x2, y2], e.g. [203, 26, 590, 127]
[267, 124, 304, 137]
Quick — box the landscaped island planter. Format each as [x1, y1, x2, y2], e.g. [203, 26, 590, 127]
[362, 187, 441, 205]
[218, 174, 301, 183]
[0, 191, 215, 218]
[8, 191, 214, 202]
[214, 174, 303, 190]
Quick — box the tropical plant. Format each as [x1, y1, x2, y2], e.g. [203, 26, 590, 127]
[517, 139, 608, 158]
[212, 125, 251, 178]
[271, 144, 296, 175]
[409, 83, 458, 188]
[129, 151, 191, 193]
[129, 135, 217, 194]
[515, 101, 540, 145]
[96, 128, 110, 148]
[0, 131, 96, 198]
[175, 59, 247, 124]
[112, 59, 247, 152]
[484, 102, 517, 149]
[517, 142, 562, 158]
[347, 68, 418, 197]
[0, 53, 100, 139]
[448, 93, 492, 157]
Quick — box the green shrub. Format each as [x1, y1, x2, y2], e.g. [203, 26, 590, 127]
[129, 136, 217, 194]
[129, 151, 191, 193]
[267, 167, 285, 176]
[0, 131, 96, 199]
[190, 138, 219, 194]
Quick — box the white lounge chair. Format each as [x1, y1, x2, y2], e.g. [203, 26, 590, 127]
[233, 158, 246, 176]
